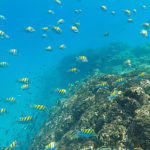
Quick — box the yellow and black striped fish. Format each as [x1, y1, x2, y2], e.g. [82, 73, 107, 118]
[0, 108, 7, 114]
[96, 82, 108, 88]
[9, 140, 18, 149]
[31, 104, 46, 111]
[114, 78, 126, 85]
[45, 142, 56, 150]
[56, 88, 66, 94]
[74, 128, 97, 140]
[9, 49, 18, 55]
[108, 90, 119, 100]
[5, 97, 16, 103]
[18, 77, 30, 83]
[18, 116, 32, 123]
[68, 68, 79, 73]
[21, 84, 29, 90]
[137, 72, 146, 79]
[0, 61, 8, 67]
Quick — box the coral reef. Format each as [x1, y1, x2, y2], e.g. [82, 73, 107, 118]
[28, 70, 150, 150]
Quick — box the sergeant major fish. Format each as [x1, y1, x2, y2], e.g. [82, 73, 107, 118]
[68, 68, 79, 73]
[21, 84, 29, 90]
[71, 26, 78, 33]
[0, 108, 7, 114]
[45, 142, 56, 150]
[108, 90, 119, 100]
[24, 26, 35, 33]
[56, 88, 66, 94]
[96, 82, 108, 89]
[74, 128, 97, 140]
[18, 77, 30, 83]
[0, 30, 9, 39]
[137, 72, 146, 79]
[0, 62, 8, 67]
[9, 140, 18, 149]
[51, 26, 62, 34]
[76, 56, 88, 62]
[30, 104, 47, 112]
[5, 97, 16, 104]
[114, 78, 126, 85]
[17, 116, 33, 123]
[9, 49, 18, 55]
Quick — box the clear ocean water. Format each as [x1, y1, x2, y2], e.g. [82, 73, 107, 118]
[0, 0, 150, 149]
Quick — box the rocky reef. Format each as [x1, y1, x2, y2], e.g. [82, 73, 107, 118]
[28, 70, 150, 150]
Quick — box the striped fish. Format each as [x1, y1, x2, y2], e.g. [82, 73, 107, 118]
[96, 82, 108, 89]
[137, 72, 146, 79]
[108, 90, 118, 100]
[114, 78, 126, 85]
[45, 142, 56, 150]
[74, 129, 97, 140]
[18, 116, 33, 123]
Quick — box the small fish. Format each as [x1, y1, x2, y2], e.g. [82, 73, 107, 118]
[74, 129, 97, 140]
[111, 11, 116, 15]
[74, 22, 80, 27]
[137, 72, 146, 79]
[0, 61, 8, 67]
[45, 46, 52, 51]
[55, 0, 61, 5]
[52, 26, 62, 34]
[9, 140, 18, 149]
[18, 78, 30, 83]
[9, 49, 18, 55]
[76, 56, 88, 62]
[124, 9, 131, 16]
[56, 88, 66, 94]
[45, 142, 56, 150]
[21, 84, 29, 90]
[71, 26, 79, 33]
[18, 116, 33, 123]
[143, 23, 149, 28]
[114, 78, 126, 85]
[41, 27, 49, 32]
[57, 19, 64, 24]
[124, 60, 131, 66]
[0, 108, 7, 114]
[42, 34, 47, 38]
[24, 26, 35, 33]
[0, 15, 6, 20]
[5, 97, 16, 104]
[142, 5, 146, 9]
[104, 32, 109, 37]
[96, 82, 108, 89]
[101, 5, 107, 11]
[59, 44, 66, 49]
[128, 18, 133, 23]
[0, 30, 9, 39]
[133, 9, 137, 13]
[48, 10, 54, 14]
[108, 90, 119, 100]
[68, 68, 79, 73]
[30, 104, 46, 111]
[74, 9, 82, 13]
[140, 29, 148, 37]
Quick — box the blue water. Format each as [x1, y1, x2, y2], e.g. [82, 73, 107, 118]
[0, 0, 150, 149]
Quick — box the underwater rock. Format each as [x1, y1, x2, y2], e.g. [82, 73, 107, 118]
[128, 105, 150, 150]
[99, 123, 127, 148]
[28, 71, 150, 150]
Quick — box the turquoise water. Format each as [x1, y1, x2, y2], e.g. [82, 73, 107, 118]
[0, 0, 150, 149]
